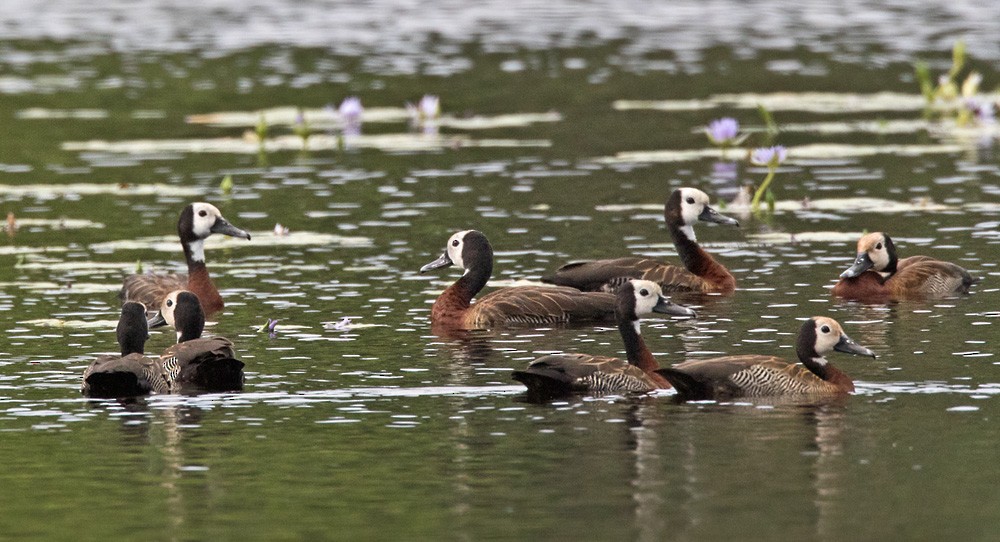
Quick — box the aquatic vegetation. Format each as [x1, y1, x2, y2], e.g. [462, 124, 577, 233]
[63, 133, 551, 155]
[293, 108, 313, 147]
[259, 318, 279, 338]
[220, 174, 234, 195]
[338, 96, 363, 136]
[408, 94, 441, 134]
[597, 142, 965, 164]
[747, 146, 786, 213]
[704, 117, 747, 149]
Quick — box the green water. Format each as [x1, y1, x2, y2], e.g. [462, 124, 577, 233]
[1, 3, 1000, 540]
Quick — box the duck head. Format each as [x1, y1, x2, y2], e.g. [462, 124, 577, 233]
[148, 290, 206, 343]
[841, 232, 897, 279]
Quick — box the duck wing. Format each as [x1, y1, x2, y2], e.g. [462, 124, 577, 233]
[120, 272, 187, 309]
[513, 353, 656, 399]
[82, 353, 169, 397]
[161, 337, 244, 392]
[892, 258, 976, 296]
[542, 257, 704, 293]
[657, 356, 834, 399]
[467, 286, 615, 327]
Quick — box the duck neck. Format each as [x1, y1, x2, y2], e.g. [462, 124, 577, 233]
[183, 240, 223, 314]
[618, 317, 659, 375]
[434, 258, 491, 311]
[669, 222, 733, 284]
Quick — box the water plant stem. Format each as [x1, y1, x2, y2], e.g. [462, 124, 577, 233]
[751, 168, 776, 212]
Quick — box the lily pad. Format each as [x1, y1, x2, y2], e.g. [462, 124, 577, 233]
[185, 107, 561, 130]
[4, 218, 105, 230]
[0, 183, 203, 197]
[615, 92, 1000, 114]
[16, 108, 109, 120]
[598, 197, 956, 214]
[0, 282, 120, 295]
[89, 230, 372, 252]
[19, 318, 120, 329]
[63, 134, 551, 155]
[596, 143, 965, 164]
[745, 231, 865, 244]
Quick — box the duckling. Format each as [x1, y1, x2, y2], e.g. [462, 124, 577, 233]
[82, 302, 169, 398]
[832, 232, 976, 300]
[148, 290, 245, 392]
[656, 317, 876, 400]
[420, 230, 618, 329]
[512, 280, 696, 400]
[120, 202, 251, 316]
[542, 187, 739, 294]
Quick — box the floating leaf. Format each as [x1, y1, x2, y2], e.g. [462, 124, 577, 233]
[614, 91, 1000, 114]
[0, 183, 202, 197]
[89, 230, 372, 252]
[597, 143, 966, 164]
[63, 134, 551, 155]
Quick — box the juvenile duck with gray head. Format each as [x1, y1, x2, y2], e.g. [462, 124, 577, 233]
[120, 202, 251, 316]
[656, 317, 876, 401]
[420, 230, 619, 329]
[542, 187, 739, 294]
[82, 302, 170, 398]
[512, 280, 696, 400]
[148, 290, 245, 392]
[832, 232, 976, 301]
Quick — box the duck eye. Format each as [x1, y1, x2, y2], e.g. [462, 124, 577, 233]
[451, 240, 460, 247]
[685, 197, 695, 204]
[820, 325, 831, 334]
[198, 210, 208, 217]
[639, 288, 649, 296]
[875, 243, 882, 250]
[166, 300, 173, 307]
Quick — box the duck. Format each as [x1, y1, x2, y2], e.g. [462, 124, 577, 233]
[831, 232, 976, 300]
[512, 279, 696, 400]
[120, 202, 252, 316]
[655, 317, 876, 400]
[420, 230, 620, 329]
[147, 290, 245, 392]
[542, 187, 739, 294]
[81, 302, 169, 398]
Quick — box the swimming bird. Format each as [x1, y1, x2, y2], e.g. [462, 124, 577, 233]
[831, 232, 976, 300]
[542, 187, 739, 294]
[81, 302, 169, 398]
[148, 290, 245, 392]
[120, 202, 251, 316]
[420, 230, 619, 329]
[512, 280, 696, 400]
[656, 317, 876, 400]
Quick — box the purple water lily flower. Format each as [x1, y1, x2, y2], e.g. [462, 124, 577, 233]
[965, 98, 996, 123]
[750, 145, 788, 168]
[263, 318, 279, 338]
[419, 95, 440, 119]
[706, 117, 741, 146]
[338, 96, 363, 136]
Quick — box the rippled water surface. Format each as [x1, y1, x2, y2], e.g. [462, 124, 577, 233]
[1, 1, 999, 539]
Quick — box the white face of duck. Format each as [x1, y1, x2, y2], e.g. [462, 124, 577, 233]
[159, 290, 182, 342]
[187, 203, 224, 263]
[810, 317, 843, 365]
[190, 202, 225, 239]
[858, 232, 892, 275]
[446, 229, 470, 273]
[631, 279, 665, 316]
[676, 187, 712, 241]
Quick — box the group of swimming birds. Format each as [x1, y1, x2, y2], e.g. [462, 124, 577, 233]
[82, 188, 977, 402]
